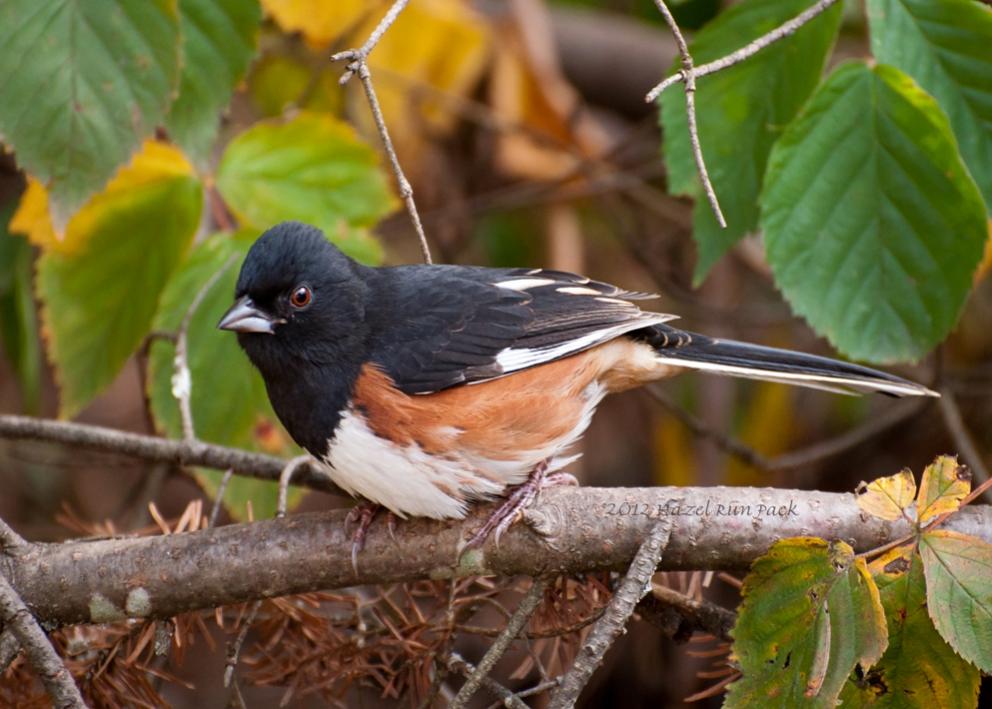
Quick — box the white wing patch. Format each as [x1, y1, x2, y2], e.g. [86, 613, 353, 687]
[492, 312, 677, 375]
[495, 278, 556, 291]
[556, 286, 601, 296]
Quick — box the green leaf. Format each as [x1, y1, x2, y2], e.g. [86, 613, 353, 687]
[841, 543, 980, 707]
[919, 529, 992, 672]
[725, 538, 887, 708]
[215, 112, 394, 263]
[762, 62, 987, 363]
[37, 173, 201, 418]
[658, 0, 842, 283]
[166, 0, 261, 163]
[148, 231, 301, 519]
[0, 204, 41, 414]
[0, 0, 180, 222]
[867, 0, 992, 210]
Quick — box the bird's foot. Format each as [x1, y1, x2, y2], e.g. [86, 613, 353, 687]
[464, 461, 576, 550]
[345, 502, 399, 573]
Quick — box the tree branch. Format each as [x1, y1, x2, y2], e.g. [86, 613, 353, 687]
[549, 520, 672, 708]
[6, 486, 991, 629]
[331, 0, 433, 264]
[646, 0, 842, 100]
[0, 415, 345, 496]
[649, 0, 725, 228]
[0, 573, 85, 708]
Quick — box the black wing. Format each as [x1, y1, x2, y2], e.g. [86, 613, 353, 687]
[365, 265, 675, 394]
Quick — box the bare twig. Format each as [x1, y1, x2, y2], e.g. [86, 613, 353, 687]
[647, 387, 928, 473]
[223, 601, 262, 689]
[649, 0, 725, 228]
[451, 578, 548, 708]
[639, 584, 735, 642]
[0, 415, 344, 496]
[331, 0, 433, 264]
[0, 574, 85, 708]
[209, 470, 235, 528]
[277, 455, 313, 518]
[446, 652, 529, 709]
[646, 0, 842, 100]
[938, 386, 991, 495]
[173, 254, 238, 441]
[549, 520, 673, 708]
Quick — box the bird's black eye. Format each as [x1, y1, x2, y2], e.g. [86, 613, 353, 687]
[290, 286, 312, 309]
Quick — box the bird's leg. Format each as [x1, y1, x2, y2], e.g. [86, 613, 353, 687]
[464, 460, 576, 549]
[345, 502, 400, 572]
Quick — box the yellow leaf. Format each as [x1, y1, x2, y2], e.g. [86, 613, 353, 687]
[867, 542, 915, 581]
[918, 455, 971, 523]
[261, 0, 385, 49]
[353, 0, 491, 158]
[10, 141, 195, 256]
[855, 468, 917, 522]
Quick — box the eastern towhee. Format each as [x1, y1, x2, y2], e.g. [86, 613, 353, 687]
[218, 222, 936, 553]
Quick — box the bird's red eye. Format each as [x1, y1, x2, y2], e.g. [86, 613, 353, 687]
[290, 286, 312, 308]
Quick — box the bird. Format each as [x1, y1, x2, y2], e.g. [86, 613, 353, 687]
[218, 221, 937, 556]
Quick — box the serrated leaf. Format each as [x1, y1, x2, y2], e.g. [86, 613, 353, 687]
[166, 0, 261, 163]
[867, 0, 992, 210]
[0, 203, 41, 414]
[658, 0, 842, 283]
[840, 544, 980, 707]
[919, 529, 992, 672]
[0, 0, 180, 222]
[13, 142, 202, 417]
[261, 0, 385, 49]
[725, 538, 887, 708]
[216, 112, 394, 263]
[917, 455, 970, 524]
[762, 62, 987, 363]
[148, 231, 301, 519]
[856, 469, 917, 522]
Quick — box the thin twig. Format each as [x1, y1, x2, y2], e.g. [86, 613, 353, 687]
[209, 469, 234, 528]
[0, 415, 344, 496]
[649, 0, 725, 228]
[938, 386, 991, 496]
[331, 0, 409, 84]
[173, 254, 238, 441]
[0, 574, 85, 708]
[450, 578, 548, 708]
[331, 0, 432, 264]
[648, 387, 928, 473]
[446, 652, 529, 709]
[277, 455, 313, 518]
[223, 601, 262, 689]
[640, 584, 735, 642]
[549, 520, 673, 709]
[646, 0, 842, 100]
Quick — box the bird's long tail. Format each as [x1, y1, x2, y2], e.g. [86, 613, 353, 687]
[639, 324, 937, 397]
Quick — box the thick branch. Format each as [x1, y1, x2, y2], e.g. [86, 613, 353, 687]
[5, 487, 991, 629]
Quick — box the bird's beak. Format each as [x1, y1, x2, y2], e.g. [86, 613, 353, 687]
[217, 296, 282, 334]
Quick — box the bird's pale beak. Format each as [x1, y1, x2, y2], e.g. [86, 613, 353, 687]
[217, 296, 282, 334]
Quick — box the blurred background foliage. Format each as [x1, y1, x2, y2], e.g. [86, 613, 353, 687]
[0, 0, 990, 705]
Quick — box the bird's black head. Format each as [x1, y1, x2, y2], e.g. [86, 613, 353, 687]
[218, 222, 372, 377]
